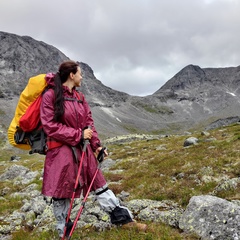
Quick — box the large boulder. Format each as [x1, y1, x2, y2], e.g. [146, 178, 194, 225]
[179, 195, 240, 239]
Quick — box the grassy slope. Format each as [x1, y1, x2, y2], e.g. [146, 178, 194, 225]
[0, 123, 239, 239]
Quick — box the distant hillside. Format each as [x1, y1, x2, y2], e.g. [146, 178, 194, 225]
[0, 31, 240, 144]
[151, 64, 240, 128]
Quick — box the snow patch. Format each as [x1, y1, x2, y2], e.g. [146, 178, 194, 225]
[116, 117, 122, 122]
[100, 107, 122, 122]
[226, 91, 236, 97]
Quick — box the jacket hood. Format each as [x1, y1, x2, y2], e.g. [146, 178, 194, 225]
[45, 73, 55, 87]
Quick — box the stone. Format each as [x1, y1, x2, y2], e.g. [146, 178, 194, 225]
[183, 137, 199, 147]
[179, 195, 240, 240]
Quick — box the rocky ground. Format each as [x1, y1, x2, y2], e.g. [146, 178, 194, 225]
[0, 133, 240, 239]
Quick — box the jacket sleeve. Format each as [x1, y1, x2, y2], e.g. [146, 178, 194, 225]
[82, 95, 101, 152]
[40, 89, 82, 146]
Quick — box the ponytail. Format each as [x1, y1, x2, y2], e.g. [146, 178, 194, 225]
[53, 72, 64, 121]
[53, 61, 79, 121]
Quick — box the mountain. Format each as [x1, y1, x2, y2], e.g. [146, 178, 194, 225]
[0, 31, 240, 142]
[152, 64, 240, 128]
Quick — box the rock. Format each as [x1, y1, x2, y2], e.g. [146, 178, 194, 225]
[0, 234, 12, 240]
[0, 164, 39, 185]
[179, 195, 240, 240]
[100, 158, 116, 172]
[0, 187, 11, 196]
[126, 199, 183, 227]
[205, 116, 240, 131]
[0, 225, 12, 234]
[214, 177, 240, 194]
[22, 195, 48, 215]
[117, 191, 130, 201]
[138, 207, 183, 228]
[201, 131, 210, 136]
[156, 144, 167, 151]
[10, 155, 21, 161]
[19, 171, 39, 185]
[0, 164, 28, 181]
[183, 137, 199, 147]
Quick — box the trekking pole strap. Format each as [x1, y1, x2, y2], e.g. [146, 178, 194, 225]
[82, 139, 89, 152]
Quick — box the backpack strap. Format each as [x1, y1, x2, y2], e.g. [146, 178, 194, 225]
[46, 137, 63, 151]
[64, 92, 83, 103]
[46, 91, 83, 151]
[76, 91, 83, 103]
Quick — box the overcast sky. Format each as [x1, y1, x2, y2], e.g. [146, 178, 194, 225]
[0, 0, 239, 96]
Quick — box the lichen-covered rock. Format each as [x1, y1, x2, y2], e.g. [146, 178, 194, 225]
[0, 164, 39, 185]
[0, 164, 28, 181]
[213, 177, 240, 194]
[179, 195, 240, 240]
[126, 199, 183, 227]
[0, 224, 12, 234]
[138, 207, 183, 227]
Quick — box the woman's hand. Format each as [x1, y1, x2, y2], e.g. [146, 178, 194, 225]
[83, 128, 93, 140]
[96, 147, 108, 162]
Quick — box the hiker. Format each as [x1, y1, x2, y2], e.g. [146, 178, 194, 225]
[40, 60, 147, 239]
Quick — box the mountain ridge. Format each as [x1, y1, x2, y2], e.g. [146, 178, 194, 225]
[0, 31, 240, 140]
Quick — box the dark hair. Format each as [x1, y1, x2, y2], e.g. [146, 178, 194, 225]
[53, 60, 79, 121]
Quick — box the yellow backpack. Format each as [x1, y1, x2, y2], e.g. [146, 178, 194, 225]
[8, 74, 47, 151]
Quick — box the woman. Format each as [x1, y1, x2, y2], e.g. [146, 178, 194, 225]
[40, 61, 146, 239]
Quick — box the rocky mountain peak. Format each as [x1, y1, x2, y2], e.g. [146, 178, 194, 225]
[0, 31, 69, 98]
[153, 64, 205, 94]
[0, 31, 240, 139]
[154, 64, 240, 96]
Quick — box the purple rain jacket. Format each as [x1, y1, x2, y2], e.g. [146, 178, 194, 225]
[40, 74, 106, 198]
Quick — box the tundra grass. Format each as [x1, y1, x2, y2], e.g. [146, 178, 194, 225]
[105, 123, 240, 205]
[11, 223, 200, 240]
[1, 123, 240, 239]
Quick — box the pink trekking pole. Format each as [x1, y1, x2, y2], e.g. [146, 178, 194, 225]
[61, 139, 89, 240]
[67, 167, 99, 239]
[64, 147, 106, 239]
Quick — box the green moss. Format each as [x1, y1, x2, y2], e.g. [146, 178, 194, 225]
[131, 101, 173, 114]
[0, 194, 23, 215]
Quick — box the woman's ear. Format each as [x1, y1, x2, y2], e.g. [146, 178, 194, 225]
[70, 72, 74, 80]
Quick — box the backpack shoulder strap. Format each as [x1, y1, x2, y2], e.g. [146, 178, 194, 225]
[42, 85, 53, 95]
[76, 91, 83, 103]
[64, 91, 83, 103]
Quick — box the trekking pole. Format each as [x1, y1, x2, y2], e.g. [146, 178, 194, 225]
[61, 138, 89, 240]
[67, 167, 99, 239]
[67, 147, 106, 239]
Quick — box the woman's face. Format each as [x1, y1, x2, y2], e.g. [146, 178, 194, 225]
[72, 66, 82, 87]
